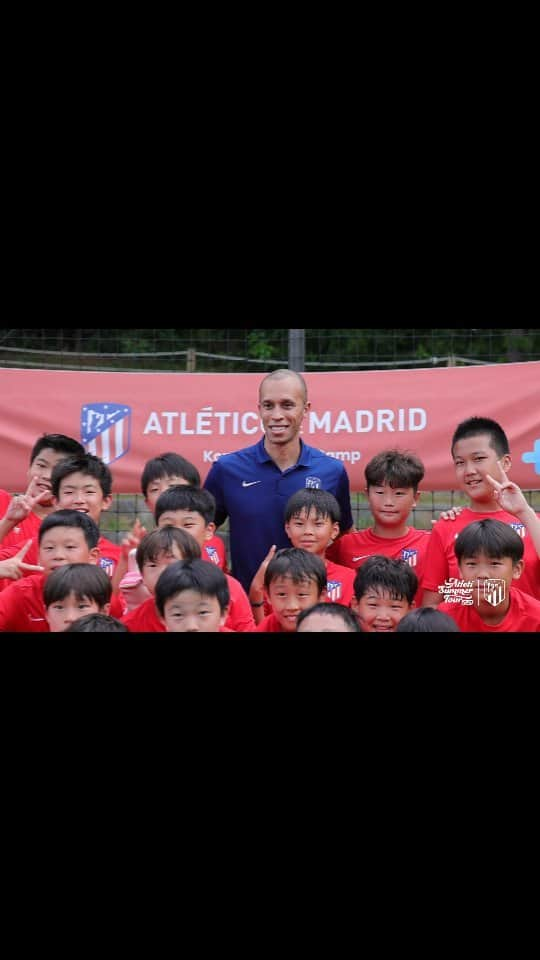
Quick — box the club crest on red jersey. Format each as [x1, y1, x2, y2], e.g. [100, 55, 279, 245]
[401, 548, 418, 567]
[204, 545, 220, 565]
[81, 403, 131, 465]
[509, 522, 526, 539]
[99, 557, 115, 578]
[326, 579, 342, 601]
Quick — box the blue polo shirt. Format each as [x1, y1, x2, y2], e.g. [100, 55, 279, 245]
[204, 437, 353, 593]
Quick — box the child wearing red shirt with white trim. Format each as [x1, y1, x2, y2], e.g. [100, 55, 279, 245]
[438, 518, 540, 633]
[0, 511, 100, 633]
[249, 488, 355, 623]
[326, 449, 429, 605]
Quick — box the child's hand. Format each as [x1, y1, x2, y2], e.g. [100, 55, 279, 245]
[4, 478, 50, 523]
[120, 518, 148, 560]
[249, 544, 276, 604]
[0, 539, 44, 580]
[432, 505, 464, 524]
[486, 463, 530, 518]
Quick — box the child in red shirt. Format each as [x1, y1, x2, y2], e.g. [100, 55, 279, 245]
[422, 416, 540, 608]
[351, 555, 418, 633]
[44, 563, 113, 632]
[154, 559, 234, 633]
[249, 488, 355, 624]
[255, 549, 327, 633]
[326, 450, 430, 604]
[0, 510, 101, 632]
[438, 518, 540, 633]
[0, 433, 84, 590]
[141, 452, 228, 571]
[154, 486, 255, 631]
[119, 527, 201, 632]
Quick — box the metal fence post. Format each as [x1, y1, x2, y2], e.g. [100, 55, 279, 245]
[288, 329, 305, 371]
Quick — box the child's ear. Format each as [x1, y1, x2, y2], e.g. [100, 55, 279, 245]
[204, 522, 216, 541]
[100, 494, 113, 514]
[413, 490, 421, 507]
[220, 605, 230, 627]
[89, 547, 100, 565]
[320, 585, 328, 602]
[328, 521, 340, 545]
[102, 601, 111, 615]
[512, 559, 524, 581]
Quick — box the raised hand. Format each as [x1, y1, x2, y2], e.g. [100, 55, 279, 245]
[4, 477, 51, 524]
[486, 462, 530, 518]
[0, 539, 44, 580]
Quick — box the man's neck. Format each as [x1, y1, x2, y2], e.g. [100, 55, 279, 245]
[263, 436, 302, 471]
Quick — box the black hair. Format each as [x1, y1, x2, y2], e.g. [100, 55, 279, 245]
[454, 518, 524, 564]
[136, 527, 201, 570]
[353, 555, 418, 604]
[38, 509, 100, 549]
[51, 453, 113, 499]
[451, 416, 510, 458]
[264, 548, 327, 594]
[364, 449, 424, 492]
[141, 452, 201, 497]
[296, 602, 362, 632]
[395, 608, 461, 633]
[29, 434, 85, 465]
[155, 485, 216, 526]
[284, 488, 341, 524]
[154, 559, 230, 616]
[63, 613, 129, 633]
[44, 563, 112, 608]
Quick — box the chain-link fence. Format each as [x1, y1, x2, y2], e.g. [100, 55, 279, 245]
[1, 327, 539, 371]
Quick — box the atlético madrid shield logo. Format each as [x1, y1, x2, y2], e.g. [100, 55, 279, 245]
[81, 403, 131, 465]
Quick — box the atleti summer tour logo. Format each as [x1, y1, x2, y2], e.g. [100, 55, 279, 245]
[438, 578, 506, 607]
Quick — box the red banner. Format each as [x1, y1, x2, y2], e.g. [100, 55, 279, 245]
[1, 363, 539, 492]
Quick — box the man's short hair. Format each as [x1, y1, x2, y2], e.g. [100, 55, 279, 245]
[259, 368, 308, 403]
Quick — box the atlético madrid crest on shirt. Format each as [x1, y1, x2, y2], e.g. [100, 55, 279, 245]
[204, 545, 220, 566]
[510, 522, 526, 539]
[401, 548, 418, 567]
[326, 579, 343, 601]
[305, 476, 321, 489]
[81, 403, 131, 465]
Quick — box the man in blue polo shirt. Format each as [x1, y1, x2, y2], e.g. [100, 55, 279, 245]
[204, 369, 353, 594]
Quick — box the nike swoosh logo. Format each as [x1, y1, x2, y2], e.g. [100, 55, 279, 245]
[242, 481, 262, 487]
[352, 555, 370, 561]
